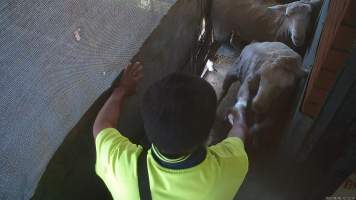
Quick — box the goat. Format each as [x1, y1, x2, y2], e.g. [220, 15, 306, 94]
[220, 42, 305, 149]
[211, 0, 321, 49]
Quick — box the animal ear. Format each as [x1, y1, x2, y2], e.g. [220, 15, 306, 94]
[297, 68, 309, 78]
[301, 0, 322, 10]
[290, 60, 307, 78]
[268, 4, 287, 12]
[292, 58, 308, 78]
[309, 0, 322, 10]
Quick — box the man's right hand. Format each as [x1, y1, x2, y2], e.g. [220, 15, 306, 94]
[227, 106, 249, 141]
[228, 106, 247, 127]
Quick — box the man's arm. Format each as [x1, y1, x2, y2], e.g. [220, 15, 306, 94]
[93, 62, 143, 140]
[227, 104, 249, 142]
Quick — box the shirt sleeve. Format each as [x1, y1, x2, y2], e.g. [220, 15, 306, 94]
[209, 137, 247, 158]
[95, 128, 143, 180]
[208, 137, 249, 185]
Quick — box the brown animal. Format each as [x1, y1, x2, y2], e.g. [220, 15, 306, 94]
[211, 0, 321, 49]
[209, 81, 241, 145]
[221, 42, 305, 149]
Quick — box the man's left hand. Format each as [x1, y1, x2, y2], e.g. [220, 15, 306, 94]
[115, 62, 143, 97]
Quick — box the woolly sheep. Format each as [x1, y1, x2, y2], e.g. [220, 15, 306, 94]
[211, 0, 321, 48]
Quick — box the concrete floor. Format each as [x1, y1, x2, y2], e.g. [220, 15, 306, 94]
[204, 45, 241, 100]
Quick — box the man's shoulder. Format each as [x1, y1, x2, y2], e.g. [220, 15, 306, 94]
[208, 137, 247, 158]
[95, 128, 143, 175]
[207, 137, 248, 170]
[207, 137, 248, 183]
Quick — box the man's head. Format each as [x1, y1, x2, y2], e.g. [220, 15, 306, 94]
[141, 73, 217, 155]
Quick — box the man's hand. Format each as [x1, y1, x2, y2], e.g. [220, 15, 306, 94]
[115, 62, 143, 97]
[227, 106, 249, 141]
[93, 62, 143, 139]
[228, 105, 247, 126]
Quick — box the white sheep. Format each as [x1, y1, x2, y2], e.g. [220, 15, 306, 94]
[222, 42, 305, 140]
[211, 0, 321, 49]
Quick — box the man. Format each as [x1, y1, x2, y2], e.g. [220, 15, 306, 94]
[93, 62, 249, 200]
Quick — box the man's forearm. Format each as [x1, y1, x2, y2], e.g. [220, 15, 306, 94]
[227, 105, 248, 142]
[93, 88, 126, 139]
[228, 123, 248, 142]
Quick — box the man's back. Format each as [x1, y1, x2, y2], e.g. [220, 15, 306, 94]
[95, 128, 248, 200]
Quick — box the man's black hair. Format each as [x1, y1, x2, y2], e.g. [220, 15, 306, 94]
[141, 73, 217, 155]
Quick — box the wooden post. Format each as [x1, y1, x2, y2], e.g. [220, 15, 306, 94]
[302, 0, 356, 117]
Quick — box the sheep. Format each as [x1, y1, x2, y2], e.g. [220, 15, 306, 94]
[211, 0, 321, 49]
[209, 81, 241, 145]
[220, 42, 305, 149]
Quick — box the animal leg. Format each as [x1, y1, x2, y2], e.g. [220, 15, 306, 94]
[212, 22, 231, 45]
[249, 118, 275, 150]
[208, 41, 222, 62]
[226, 80, 250, 124]
[219, 67, 240, 104]
[250, 118, 274, 136]
[209, 81, 241, 145]
[235, 79, 250, 110]
[230, 32, 250, 50]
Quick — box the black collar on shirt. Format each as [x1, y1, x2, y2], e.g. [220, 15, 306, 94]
[151, 146, 207, 170]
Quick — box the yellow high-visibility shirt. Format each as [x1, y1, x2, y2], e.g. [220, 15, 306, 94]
[95, 128, 248, 200]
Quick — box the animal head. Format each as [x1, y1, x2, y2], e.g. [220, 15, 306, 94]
[269, 1, 318, 47]
[251, 56, 305, 113]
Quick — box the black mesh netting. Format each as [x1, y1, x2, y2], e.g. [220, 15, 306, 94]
[0, 0, 212, 199]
